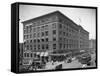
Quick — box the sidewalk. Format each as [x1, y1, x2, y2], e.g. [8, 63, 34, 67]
[62, 60, 82, 69]
[45, 61, 64, 70]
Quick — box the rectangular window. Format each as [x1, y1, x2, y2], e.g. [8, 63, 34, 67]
[38, 44, 40, 49]
[30, 53, 33, 57]
[59, 24, 62, 28]
[33, 33, 36, 37]
[24, 25, 26, 29]
[27, 53, 29, 57]
[59, 43, 62, 49]
[41, 32, 44, 37]
[24, 30, 26, 34]
[30, 40, 32, 43]
[26, 26, 28, 33]
[67, 44, 68, 49]
[52, 23, 56, 28]
[41, 26, 45, 31]
[30, 34, 32, 38]
[66, 33, 68, 36]
[27, 35, 28, 39]
[41, 19, 45, 23]
[27, 45, 29, 50]
[33, 28, 36, 32]
[53, 44, 56, 49]
[46, 44, 49, 49]
[41, 39, 44, 42]
[63, 32, 65, 36]
[64, 26, 66, 30]
[53, 30, 56, 35]
[24, 41, 26, 45]
[53, 37, 56, 41]
[34, 39, 36, 43]
[64, 38, 66, 42]
[59, 37, 62, 41]
[59, 19, 63, 23]
[24, 35, 26, 39]
[37, 39, 40, 43]
[27, 26, 30, 33]
[59, 31, 62, 35]
[37, 27, 40, 31]
[45, 31, 48, 36]
[30, 45, 32, 50]
[27, 40, 29, 43]
[30, 25, 32, 33]
[24, 53, 26, 57]
[42, 44, 45, 49]
[34, 45, 36, 50]
[45, 38, 48, 42]
[45, 25, 48, 30]
[64, 44, 66, 49]
[37, 33, 40, 37]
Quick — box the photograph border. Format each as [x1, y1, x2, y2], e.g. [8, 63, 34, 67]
[11, 2, 98, 73]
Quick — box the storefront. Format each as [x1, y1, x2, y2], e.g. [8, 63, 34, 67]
[50, 51, 73, 62]
[22, 59, 33, 65]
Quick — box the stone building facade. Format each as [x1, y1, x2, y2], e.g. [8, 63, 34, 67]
[22, 11, 89, 65]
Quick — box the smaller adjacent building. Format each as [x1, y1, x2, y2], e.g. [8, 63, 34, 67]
[78, 26, 89, 51]
[89, 39, 96, 53]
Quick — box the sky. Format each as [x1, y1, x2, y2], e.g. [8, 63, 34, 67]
[19, 4, 96, 43]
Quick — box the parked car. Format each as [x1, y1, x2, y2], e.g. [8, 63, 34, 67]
[78, 53, 91, 64]
[67, 58, 72, 63]
[87, 62, 92, 66]
[55, 64, 62, 70]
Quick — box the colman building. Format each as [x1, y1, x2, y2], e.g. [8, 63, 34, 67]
[22, 11, 89, 65]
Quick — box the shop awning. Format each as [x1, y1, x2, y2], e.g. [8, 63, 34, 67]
[44, 52, 49, 56]
[40, 52, 44, 56]
[50, 52, 71, 56]
[36, 52, 40, 55]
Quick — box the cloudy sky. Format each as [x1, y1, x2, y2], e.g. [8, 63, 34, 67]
[19, 4, 96, 43]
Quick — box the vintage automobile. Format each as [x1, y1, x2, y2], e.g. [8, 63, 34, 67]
[55, 64, 62, 70]
[77, 53, 91, 64]
[67, 58, 72, 63]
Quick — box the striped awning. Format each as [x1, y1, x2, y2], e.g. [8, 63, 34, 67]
[36, 52, 40, 55]
[40, 52, 44, 56]
[44, 52, 49, 56]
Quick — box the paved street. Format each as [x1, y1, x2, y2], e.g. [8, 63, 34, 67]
[62, 53, 96, 69]
[45, 59, 83, 70]
[19, 52, 96, 71]
[45, 61, 64, 70]
[62, 60, 83, 69]
[45, 54, 96, 70]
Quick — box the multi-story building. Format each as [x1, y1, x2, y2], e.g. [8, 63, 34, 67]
[22, 11, 89, 65]
[78, 26, 89, 51]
